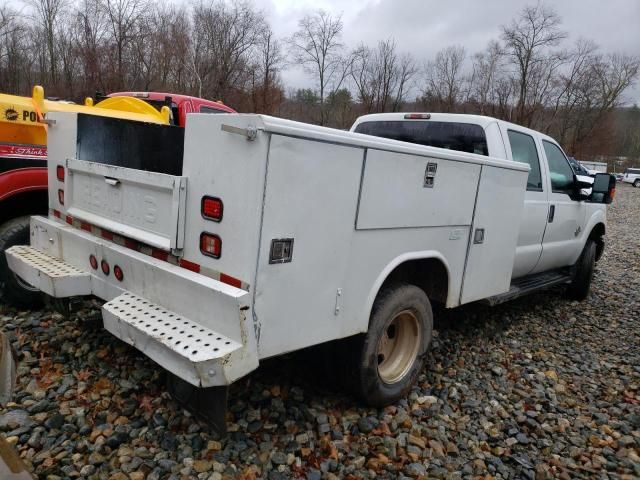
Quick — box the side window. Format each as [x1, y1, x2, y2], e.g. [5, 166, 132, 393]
[507, 130, 543, 191]
[200, 105, 225, 114]
[543, 141, 574, 193]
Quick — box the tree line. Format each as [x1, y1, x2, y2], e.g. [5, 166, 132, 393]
[0, 1, 638, 164]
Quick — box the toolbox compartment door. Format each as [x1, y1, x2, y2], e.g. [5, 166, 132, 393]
[460, 165, 528, 303]
[65, 158, 187, 250]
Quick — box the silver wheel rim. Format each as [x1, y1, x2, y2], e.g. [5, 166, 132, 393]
[377, 309, 421, 384]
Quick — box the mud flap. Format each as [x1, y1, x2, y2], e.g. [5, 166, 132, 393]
[166, 373, 228, 437]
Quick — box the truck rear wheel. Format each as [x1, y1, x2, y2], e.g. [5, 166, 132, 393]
[349, 284, 432, 407]
[566, 239, 596, 301]
[0, 217, 43, 307]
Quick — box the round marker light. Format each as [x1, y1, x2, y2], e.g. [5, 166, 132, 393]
[101, 259, 110, 275]
[89, 255, 98, 270]
[113, 265, 124, 282]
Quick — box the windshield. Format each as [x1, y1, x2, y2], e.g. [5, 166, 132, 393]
[354, 120, 489, 156]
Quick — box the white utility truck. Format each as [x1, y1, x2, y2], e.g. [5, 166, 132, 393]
[6, 111, 615, 434]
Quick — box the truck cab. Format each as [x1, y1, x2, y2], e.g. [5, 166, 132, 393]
[351, 113, 608, 282]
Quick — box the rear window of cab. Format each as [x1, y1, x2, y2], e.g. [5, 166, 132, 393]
[354, 120, 488, 156]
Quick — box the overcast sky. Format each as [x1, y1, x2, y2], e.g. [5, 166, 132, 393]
[251, 0, 640, 104]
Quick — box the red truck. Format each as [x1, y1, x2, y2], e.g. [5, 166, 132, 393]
[107, 91, 236, 125]
[0, 91, 235, 305]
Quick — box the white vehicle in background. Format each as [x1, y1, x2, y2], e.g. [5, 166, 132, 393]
[6, 111, 615, 434]
[621, 167, 640, 187]
[580, 161, 608, 175]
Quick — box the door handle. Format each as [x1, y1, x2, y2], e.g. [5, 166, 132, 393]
[104, 177, 120, 186]
[548, 205, 555, 223]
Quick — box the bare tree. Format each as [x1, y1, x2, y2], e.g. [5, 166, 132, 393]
[0, 6, 32, 92]
[190, 1, 265, 102]
[25, 0, 67, 86]
[289, 10, 349, 125]
[102, 0, 148, 89]
[422, 45, 466, 112]
[74, 0, 109, 93]
[350, 44, 375, 112]
[250, 25, 285, 113]
[501, 3, 566, 125]
[392, 52, 417, 111]
[469, 40, 504, 114]
[568, 53, 640, 155]
[350, 39, 417, 114]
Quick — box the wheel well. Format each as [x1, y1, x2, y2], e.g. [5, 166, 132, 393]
[381, 258, 449, 305]
[589, 223, 606, 261]
[0, 190, 48, 227]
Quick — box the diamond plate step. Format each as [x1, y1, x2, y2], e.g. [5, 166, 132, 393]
[5, 245, 91, 297]
[102, 292, 243, 387]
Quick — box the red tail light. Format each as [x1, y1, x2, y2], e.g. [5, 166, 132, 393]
[200, 233, 221, 258]
[89, 255, 98, 270]
[101, 260, 110, 275]
[58, 189, 64, 205]
[202, 196, 223, 222]
[113, 265, 124, 281]
[56, 165, 65, 182]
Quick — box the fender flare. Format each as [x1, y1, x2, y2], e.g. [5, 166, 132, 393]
[0, 168, 48, 202]
[581, 209, 606, 244]
[360, 251, 453, 333]
[582, 209, 606, 260]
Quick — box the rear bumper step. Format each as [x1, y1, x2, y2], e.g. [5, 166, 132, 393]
[103, 292, 242, 387]
[6, 237, 260, 435]
[5, 226, 258, 390]
[5, 245, 90, 298]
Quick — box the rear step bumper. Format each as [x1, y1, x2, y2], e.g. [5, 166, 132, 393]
[103, 292, 243, 387]
[5, 216, 259, 390]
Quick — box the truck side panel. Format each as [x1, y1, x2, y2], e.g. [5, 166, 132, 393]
[254, 135, 364, 357]
[255, 138, 480, 358]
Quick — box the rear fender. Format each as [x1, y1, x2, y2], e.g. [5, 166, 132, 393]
[0, 167, 48, 202]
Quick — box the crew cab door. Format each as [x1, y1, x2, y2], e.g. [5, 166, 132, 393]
[533, 140, 586, 272]
[502, 127, 549, 278]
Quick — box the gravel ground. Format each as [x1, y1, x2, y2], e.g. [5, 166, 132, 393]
[0, 184, 638, 480]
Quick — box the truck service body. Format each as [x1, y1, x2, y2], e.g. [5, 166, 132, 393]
[6, 111, 613, 433]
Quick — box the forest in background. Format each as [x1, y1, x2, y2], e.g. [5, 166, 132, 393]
[1, 0, 639, 169]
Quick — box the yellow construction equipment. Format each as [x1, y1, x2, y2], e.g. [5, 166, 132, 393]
[0, 85, 171, 146]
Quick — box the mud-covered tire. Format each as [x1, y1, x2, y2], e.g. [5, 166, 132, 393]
[347, 284, 433, 407]
[0, 217, 43, 307]
[566, 239, 596, 301]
